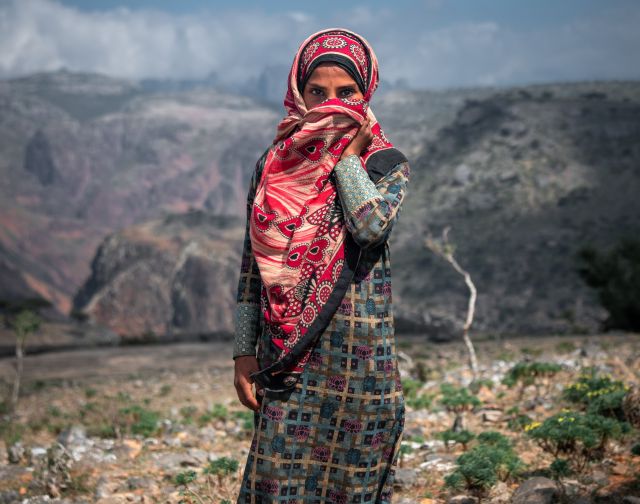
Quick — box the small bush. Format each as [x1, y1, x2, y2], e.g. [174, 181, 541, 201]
[439, 429, 476, 451]
[502, 361, 562, 396]
[444, 438, 523, 496]
[232, 410, 254, 434]
[440, 383, 481, 413]
[549, 458, 572, 479]
[204, 457, 239, 477]
[525, 410, 628, 472]
[180, 405, 198, 424]
[117, 405, 160, 437]
[198, 404, 229, 425]
[563, 368, 629, 420]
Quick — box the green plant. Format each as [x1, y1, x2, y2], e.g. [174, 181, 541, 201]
[180, 405, 198, 424]
[502, 361, 562, 399]
[444, 439, 523, 496]
[84, 387, 98, 398]
[555, 341, 576, 354]
[476, 431, 511, 448]
[159, 384, 172, 396]
[631, 443, 640, 456]
[401, 378, 423, 399]
[204, 457, 239, 477]
[440, 383, 481, 430]
[469, 378, 494, 394]
[174, 457, 239, 504]
[576, 238, 640, 331]
[549, 458, 572, 479]
[402, 378, 434, 411]
[507, 412, 533, 432]
[440, 383, 481, 410]
[563, 368, 629, 420]
[407, 393, 434, 411]
[117, 405, 160, 437]
[439, 429, 475, 451]
[525, 410, 628, 472]
[198, 404, 229, 425]
[521, 346, 543, 358]
[231, 410, 254, 435]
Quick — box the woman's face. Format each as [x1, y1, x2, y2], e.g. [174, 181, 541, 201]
[302, 63, 364, 109]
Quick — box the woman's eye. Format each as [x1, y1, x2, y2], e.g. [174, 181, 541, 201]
[310, 88, 324, 96]
[341, 88, 355, 97]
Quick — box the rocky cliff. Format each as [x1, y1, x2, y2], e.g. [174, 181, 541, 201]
[0, 70, 277, 323]
[1, 71, 639, 345]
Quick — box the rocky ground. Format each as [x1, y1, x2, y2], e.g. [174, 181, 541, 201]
[0, 332, 639, 503]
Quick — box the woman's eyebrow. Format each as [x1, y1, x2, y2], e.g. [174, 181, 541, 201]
[306, 83, 356, 90]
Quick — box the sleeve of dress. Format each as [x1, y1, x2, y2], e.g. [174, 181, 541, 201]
[232, 155, 266, 360]
[332, 153, 410, 249]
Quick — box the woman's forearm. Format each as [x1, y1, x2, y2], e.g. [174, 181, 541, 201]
[333, 154, 410, 248]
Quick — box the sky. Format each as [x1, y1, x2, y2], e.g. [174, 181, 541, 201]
[1, 0, 639, 89]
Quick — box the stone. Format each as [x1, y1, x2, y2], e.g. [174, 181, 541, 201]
[488, 481, 511, 503]
[623, 497, 640, 504]
[512, 477, 559, 504]
[152, 451, 201, 472]
[31, 446, 48, 458]
[0, 491, 20, 504]
[94, 475, 117, 499]
[454, 164, 472, 185]
[7, 442, 26, 464]
[114, 439, 142, 459]
[448, 495, 478, 504]
[589, 468, 609, 486]
[478, 407, 502, 423]
[57, 424, 87, 447]
[393, 468, 418, 488]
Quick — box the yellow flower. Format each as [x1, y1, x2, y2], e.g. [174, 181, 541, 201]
[524, 421, 542, 432]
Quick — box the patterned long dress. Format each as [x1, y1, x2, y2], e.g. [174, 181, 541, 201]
[233, 148, 410, 504]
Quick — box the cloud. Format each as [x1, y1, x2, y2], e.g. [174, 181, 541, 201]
[0, 0, 639, 88]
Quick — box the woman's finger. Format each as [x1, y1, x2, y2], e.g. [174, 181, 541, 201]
[235, 377, 260, 411]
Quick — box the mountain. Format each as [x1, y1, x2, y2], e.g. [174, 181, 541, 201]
[0, 70, 278, 325]
[378, 82, 640, 337]
[1, 71, 639, 347]
[72, 210, 244, 342]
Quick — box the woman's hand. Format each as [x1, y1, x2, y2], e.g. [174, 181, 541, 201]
[340, 117, 374, 160]
[234, 355, 263, 411]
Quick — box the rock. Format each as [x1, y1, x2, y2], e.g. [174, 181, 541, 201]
[57, 424, 87, 447]
[488, 481, 511, 503]
[94, 475, 117, 499]
[589, 468, 609, 486]
[0, 490, 20, 504]
[623, 497, 640, 504]
[448, 495, 478, 504]
[477, 407, 502, 423]
[126, 476, 153, 489]
[512, 477, 559, 504]
[113, 439, 142, 459]
[31, 446, 48, 458]
[454, 163, 472, 185]
[393, 468, 418, 488]
[186, 447, 209, 464]
[419, 453, 457, 472]
[7, 441, 27, 464]
[152, 451, 201, 472]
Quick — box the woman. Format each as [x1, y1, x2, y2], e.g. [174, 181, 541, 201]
[232, 28, 410, 503]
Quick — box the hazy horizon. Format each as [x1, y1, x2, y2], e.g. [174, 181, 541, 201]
[1, 0, 639, 91]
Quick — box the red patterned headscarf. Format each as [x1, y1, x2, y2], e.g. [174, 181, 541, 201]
[249, 28, 393, 381]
